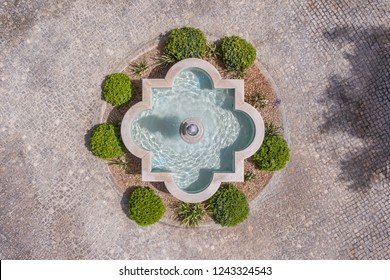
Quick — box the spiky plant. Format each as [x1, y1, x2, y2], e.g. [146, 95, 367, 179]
[132, 61, 149, 76]
[250, 93, 269, 109]
[205, 42, 218, 58]
[244, 171, 256, 182]
[231, 70, 246, 79]
[177, 202, 209, 227]
[108, 156, 128, 170]
[158, 54, 176, 66]
[264, 123, 282, 138]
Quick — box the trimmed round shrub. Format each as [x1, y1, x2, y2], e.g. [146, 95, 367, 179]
[103, 73, 133, 106]
[90, 123, 126, 160]
[220, 36, 256, 72]
[128, 187, 166, 226]
[208, 184, 250, 227]
[164, 27, 207, 61]
[254, 135, 290, 171]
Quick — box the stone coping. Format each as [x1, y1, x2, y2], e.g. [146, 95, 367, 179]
[121, 58, 265, 202]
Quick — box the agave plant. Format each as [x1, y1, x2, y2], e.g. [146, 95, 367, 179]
[108, 156, 128, 170]
[244, 171, 256, 182]
[250, 92, 269, 109]
[264, 123, 282, 138]
[158, 54, 177, 66]
[176, 202, 209, 227]
[205, 42, 218, 58]
[132, 61, 149, 76]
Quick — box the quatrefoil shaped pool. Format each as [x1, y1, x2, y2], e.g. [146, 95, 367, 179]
[121, 58, 264, 202]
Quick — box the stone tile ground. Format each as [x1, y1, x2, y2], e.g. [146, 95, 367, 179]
[0, 0, 389, 259]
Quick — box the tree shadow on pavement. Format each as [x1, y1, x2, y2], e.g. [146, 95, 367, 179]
[319, 27, 390, 191]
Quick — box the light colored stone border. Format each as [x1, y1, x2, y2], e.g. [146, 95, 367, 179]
[121, 58, 265, 203]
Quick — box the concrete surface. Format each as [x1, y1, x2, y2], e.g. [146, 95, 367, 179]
[0, 0, 389, 259]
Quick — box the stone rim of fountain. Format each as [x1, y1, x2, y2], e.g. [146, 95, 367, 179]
[121, 58, 265, 203]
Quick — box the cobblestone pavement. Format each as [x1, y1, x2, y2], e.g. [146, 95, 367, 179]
[1, 0, 389, 259]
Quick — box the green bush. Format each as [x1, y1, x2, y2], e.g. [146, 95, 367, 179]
[128, 187, 166, 226]
[220, 36, 256, 72]
[103, 73, 133, 106]
[90, 123, 126, 160]
[177, 202, 208, 227]
[208, 184, 250, 226]
[164, 27, 207, 61]
[254, 135, 290, 171]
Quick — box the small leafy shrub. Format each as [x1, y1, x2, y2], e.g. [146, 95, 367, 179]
[103, 73, 133, 106]
[220, 36, 256, 72]
[244, 171, 256, 182]
[177, 202, 208, 227]
[254, 134, 290, 171]
[132, 61, 149, 76]
[164, 27, 207, 61]
[250, 93, 268, 109]
[208, 184, 250, 227]
[128, 187, 166, 226]
[90, 123, 126, 160]
[264, 123, 282, 138]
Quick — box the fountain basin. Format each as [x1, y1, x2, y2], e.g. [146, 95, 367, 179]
[121, 58, 264, 202]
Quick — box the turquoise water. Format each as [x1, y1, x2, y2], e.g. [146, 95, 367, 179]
[131, 68, 255, 193]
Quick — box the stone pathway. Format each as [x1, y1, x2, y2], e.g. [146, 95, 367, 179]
[0, 0, 389, 259]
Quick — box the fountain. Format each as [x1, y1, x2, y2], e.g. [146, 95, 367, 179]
[121, 58, 264, 202]
[180, 118, 204, 144]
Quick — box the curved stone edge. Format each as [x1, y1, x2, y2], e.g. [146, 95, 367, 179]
[253, 60, 288, 142]
[121, 58, 265, 203]
[250, 61, 286, 207]
[102, 38, 161, 197]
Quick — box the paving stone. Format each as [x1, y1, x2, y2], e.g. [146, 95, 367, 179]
[0, 0, 389, 259]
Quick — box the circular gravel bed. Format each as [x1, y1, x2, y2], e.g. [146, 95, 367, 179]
[103, 46, 283, 227]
